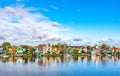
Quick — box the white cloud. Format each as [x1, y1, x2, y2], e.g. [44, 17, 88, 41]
[73, 36, 82, 42]
[0, 6, 119, 47]
[49, 35, 61, 41]
[0, 36, 5, 40]
[50, 5, 58, 10]
[0, 6, 69, 45]
[52, 22, 60, 26]
[97, 38, 120, 47]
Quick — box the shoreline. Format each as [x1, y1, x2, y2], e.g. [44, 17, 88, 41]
[0, 53, 120, 58]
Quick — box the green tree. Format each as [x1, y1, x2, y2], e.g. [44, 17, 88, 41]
[47, 51, 50, 54]
[86, 46, 91, 50]
[73, 48, 79, 54]
[52, 51, 57, 56]
[52, 45, 55, 50]
[23, 48, 29, 54]
[2, 42, 12, 48]
[101, 44, 108, 50]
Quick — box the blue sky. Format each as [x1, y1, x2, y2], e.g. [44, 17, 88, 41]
[0, 0, 120, 46]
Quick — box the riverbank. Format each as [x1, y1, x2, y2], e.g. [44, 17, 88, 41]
[0, 52, 120, 58]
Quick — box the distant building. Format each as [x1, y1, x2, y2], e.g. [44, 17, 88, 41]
[91, 47, 96, 55]
[38, 44, 52, 54]
[112, 47, 119, 53]
[83, 47, 87, 53]
[95, 45, 101, 55]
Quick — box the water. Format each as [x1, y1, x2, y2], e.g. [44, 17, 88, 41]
[0, 56, 120, 76]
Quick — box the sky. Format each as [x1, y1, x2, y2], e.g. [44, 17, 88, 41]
[0, 0, 120, 46]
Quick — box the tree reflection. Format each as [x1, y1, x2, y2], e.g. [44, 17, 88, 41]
[1, 56, 120, 67]
[23, 58, 28, 64]
[73, 56, 78, 62]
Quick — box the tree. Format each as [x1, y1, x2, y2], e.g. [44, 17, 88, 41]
[23, 48, 29, 54]
[2, 42, 12, 48]
[52, 51, 57, 56]
[100, 44, 109, 54]
[52, 45, 55, 50]
[67, 47, 72, 54]
[61, 44, 68, 53]
[73, 48, 79, 54]
[47, 51, 50, 54]
[86, 46, 91, 50]
[101, 44, 108, 50]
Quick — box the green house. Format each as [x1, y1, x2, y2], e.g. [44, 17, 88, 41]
[17, 47, 23, 54]
[107, 50, 112, 54]
[91, 48, 95, 52]
[91, 48, 96, 54]
[66, 47, 72, 54]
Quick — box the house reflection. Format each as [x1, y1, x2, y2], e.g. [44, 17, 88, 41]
[0, 56, 120, 66]
[38, 57, 51, 66]
[112, 56, 119, 62]
[38, 56, 73, 66]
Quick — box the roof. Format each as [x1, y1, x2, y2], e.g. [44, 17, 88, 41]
[112, 48, 119, 51]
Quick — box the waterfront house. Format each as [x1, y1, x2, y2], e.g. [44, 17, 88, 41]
[12, 46, 19, 53]
[78, 48, 82, 54]
[112, 47, 119, 55]
[112, 47, 119, 53]
[83, 47, 88, 53]
[60, 44, 68, 54]
[38, 44, 52, 54]
[52, 44, 60, 54]
[16, 47, 23, 54]
[91, 47, 96, 55]
[106, 49, 112, 55]
[95, 46, 101, 56]
[66, 46, 72, 54]
[55, 47, 60, 54]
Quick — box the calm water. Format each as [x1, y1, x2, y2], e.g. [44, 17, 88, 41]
[0, 56, 120, 76]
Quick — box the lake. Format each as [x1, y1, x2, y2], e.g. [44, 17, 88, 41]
[0, 56, 120, 76]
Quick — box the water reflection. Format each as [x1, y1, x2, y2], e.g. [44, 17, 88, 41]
[0, 56, 120, 76]
[0, 56, 120, 66]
